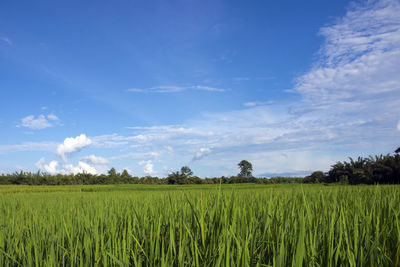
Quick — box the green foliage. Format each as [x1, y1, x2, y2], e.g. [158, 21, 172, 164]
[167, 166, 194, 184]
[238, 160, 253, 178]
[0, 184, 399, 265]
[108, 167, 117, 176]
[303, 171, 325, 183]
[0, 171, 301, 186]
[324, 154, 400, 185]
[181, 166, 193, 177]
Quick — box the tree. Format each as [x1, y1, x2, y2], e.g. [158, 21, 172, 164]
[238, 160, 253, 178]
[121, 169, 131, 179]
[180, 166, 193, 177]
[108, 167, 117, 176]
[167, 171, 180, 184]
[167, 166, 193, 184]
[304, 171, 325, 183]
[395, 147, 400, 153]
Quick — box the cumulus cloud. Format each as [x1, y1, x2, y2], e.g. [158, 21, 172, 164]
[64, 161, 97, 175]
[17, 114, 61, 130]
[57, 134, 92, 161]
[35, 158, 97, 175]
[35, 158, 58, 174]
[80, 155, 110, 165]
[138, 160, 156, 176]
[127, 85, 227, 93]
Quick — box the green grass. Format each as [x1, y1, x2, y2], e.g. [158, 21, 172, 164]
[0, 184, 399, 266]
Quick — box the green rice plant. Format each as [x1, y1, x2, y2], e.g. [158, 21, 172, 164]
[0, 184, 399, 266]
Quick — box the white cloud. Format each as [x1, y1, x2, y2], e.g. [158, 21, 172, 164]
[110, 151, 160, 161]
[138, 160, 157, 176]
[18, 114, 61, 130]
[47, 114, 59, 121]
[0, 141, 57, 154]
[80, 155, 110, 165]
[127, 85, 227, 93]
[57, 134, 92, 161]
[193, 86, 226, 92]
[296, 0, 400, 103]
[27, 0, 400, 177]
[126, 125, 214, 139]
[35, 158, 59, 174]
[243, 100, 275, 107]
[19, 115, 52, 129]
[233, 77, 250, 81]
[36, 158, 97, 175]
[164, 146, 174, 153]
[0, 37, 12, 45]
[192, 147, 213, 161]
[64, 161, 97, 175]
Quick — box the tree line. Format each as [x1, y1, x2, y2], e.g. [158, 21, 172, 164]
[0, 170, 302, 186]
[304, 148, 400, 184]
[2, 149, 399, 186]
[0, 160, 302, 185]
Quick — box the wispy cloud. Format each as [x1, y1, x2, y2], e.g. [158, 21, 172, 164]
[0, 37, 12, 45]
[17, 114, 61, 130]
[233, 76, 275, 81]
[233, 77, 250, 81]
[92, 0, 400, 176]
[80, 155, 110, 165]
[296, 0, 400, 104]
[164, 146, 174, 153]
[0, 142, 57, 154]
[127, 85, 227, 93]
[243, 100, 275, 107]
[13, 0, 400, 177]
[192, 147, 213, 161]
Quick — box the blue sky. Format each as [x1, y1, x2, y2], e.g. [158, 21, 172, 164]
[1, 0, 399, 177]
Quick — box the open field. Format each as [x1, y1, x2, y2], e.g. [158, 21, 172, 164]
[0, 184, 399, 266]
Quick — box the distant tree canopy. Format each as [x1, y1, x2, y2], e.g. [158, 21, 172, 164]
[180, 166, 193, 177]
[303, 171, 325, 183]
[2, 148, 400, 186]
[304, 152, 400, 185]
[167, 166, 195, 185]
[108, 168, 117, 176]
[238, 160, 253, 178]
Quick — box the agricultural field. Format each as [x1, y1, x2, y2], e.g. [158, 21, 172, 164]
[0, 184, 399, 266]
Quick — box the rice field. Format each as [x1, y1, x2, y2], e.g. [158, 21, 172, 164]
[0, 184, 399, 266]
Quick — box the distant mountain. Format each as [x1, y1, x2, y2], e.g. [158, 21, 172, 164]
[256, 170, 312, 178]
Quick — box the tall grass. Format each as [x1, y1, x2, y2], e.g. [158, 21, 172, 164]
[0, 184, 399, 266]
